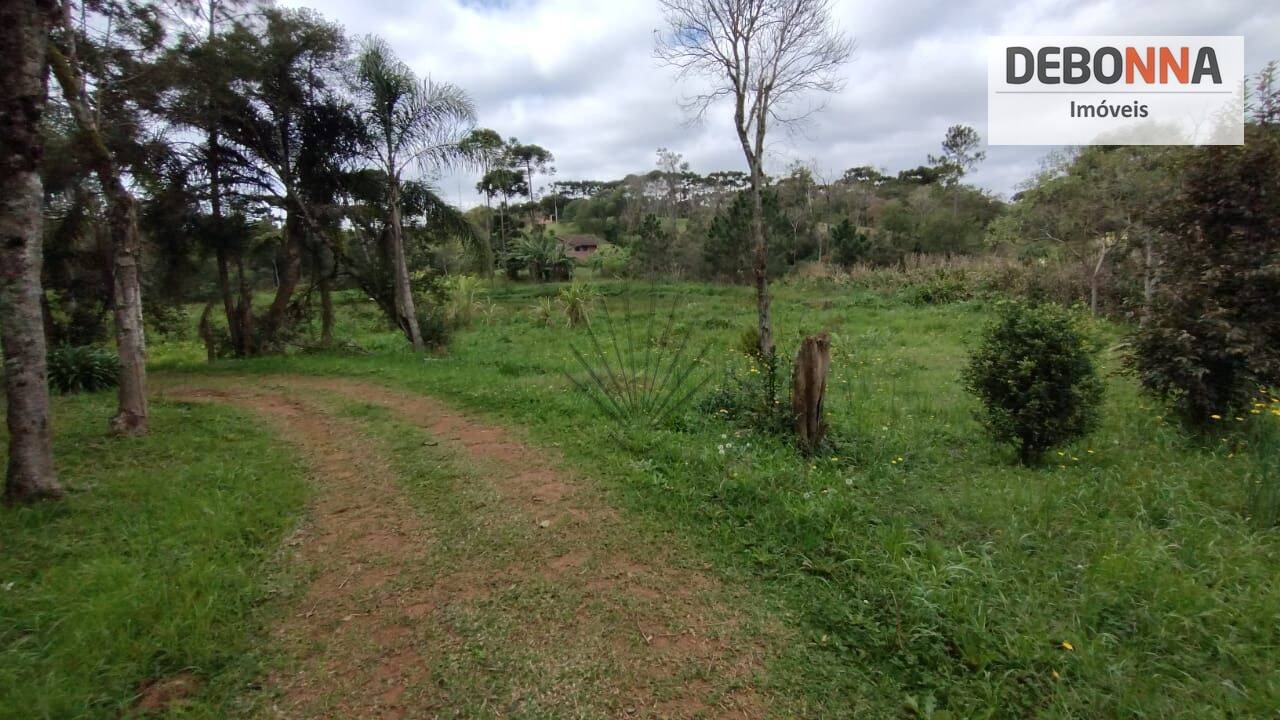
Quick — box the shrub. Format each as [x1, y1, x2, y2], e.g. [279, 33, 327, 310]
[829, 218, 870, 267]
[414, 307, 451, 349]
[47, 345, 120, 394]
[962, 301, 1104, 464]
[737, 326, 762, 359]
[700, 349, 791, 437]
[1130, 121, 1279, 426]
[902, 270, 972, 306]
[588, 243, 631, 278]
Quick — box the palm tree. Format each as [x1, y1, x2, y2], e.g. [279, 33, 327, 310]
[353, 37, 475, 350]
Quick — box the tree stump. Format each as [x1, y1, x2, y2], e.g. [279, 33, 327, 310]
[792, 332, 831, 453]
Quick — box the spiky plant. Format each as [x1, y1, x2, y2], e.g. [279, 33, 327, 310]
[565, 290, 714, 428]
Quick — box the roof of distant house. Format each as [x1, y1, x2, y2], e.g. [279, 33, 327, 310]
[559, 234, 601, 248]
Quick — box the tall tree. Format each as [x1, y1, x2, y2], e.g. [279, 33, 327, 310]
[1, 0, 62, 503]
[217, 7, 348, 348]
[929, 124, 985, 217]
[477, 166, 526, 270]
[506, 139, 554, 205]
[657, 0, 852, 358]
[1132, 67, 1280, 423]
[459, 127, 505, 277]
[47, 2, 151, 435]
[353, 37, 475, 351]
[655, 146, 688, 230]
[168, 0, 259, 356]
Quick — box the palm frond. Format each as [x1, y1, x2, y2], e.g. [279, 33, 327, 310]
[565, 289, 715, 428]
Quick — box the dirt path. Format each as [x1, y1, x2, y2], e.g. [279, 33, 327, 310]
[165, 376, 776, 719]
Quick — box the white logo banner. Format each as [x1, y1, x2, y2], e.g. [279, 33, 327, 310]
[988, 36, 1244, 145]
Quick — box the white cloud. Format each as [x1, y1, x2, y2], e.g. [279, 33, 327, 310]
[283, 0, 1280, 207]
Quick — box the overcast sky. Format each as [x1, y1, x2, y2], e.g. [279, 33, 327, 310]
[283, 0, 1279, 208]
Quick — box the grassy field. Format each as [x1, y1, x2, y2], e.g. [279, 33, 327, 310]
[0, 395, 309, 719]
[6, 278, 1279, 717]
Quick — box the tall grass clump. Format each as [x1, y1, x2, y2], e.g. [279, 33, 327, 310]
[47, 345, 120, 394]
[557, 281, 599, 328]
[443, 274, 486, 327]
[529, 297, 557, 327]
[1244, 390, 1280, 528]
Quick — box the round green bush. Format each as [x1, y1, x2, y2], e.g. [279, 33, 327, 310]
[962, 301, 1103, 464]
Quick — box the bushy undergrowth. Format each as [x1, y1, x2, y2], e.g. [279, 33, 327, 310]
[443, 274, 488, 328]
[1243, 391, 1280, 528]
[46, 345, 120, 394]
[900, 271, 973, 306]
[415, 307, 452, 349]
[700, 349, 792, 437]
[787, 253, 1141, 316]
[963, 301, 1104, 464]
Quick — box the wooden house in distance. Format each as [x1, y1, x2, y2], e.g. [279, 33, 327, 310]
[559, 234, 603, 261]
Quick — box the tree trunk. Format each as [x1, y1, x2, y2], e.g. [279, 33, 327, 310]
[234, 253, 253, 353]
[481, 195, 495, 278]
[1, 0, 62, 503]
[197, 300, 216, 362]
[750, 165, 774, 359]
[1088, 241, 1109, 317]
[792, 333, 831, 454]
[47, 38, 148, 436]
[263, 209, 302, 344]
[209, 129, 247, 357]
[388, 180, 423, 351]
[319, 269, 334, 347]
[215, 247, 241, 353]
[1141, 233, 1155, 325]
[105, 193, 147, 435]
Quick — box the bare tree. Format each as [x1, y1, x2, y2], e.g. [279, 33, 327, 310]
[1, 0, 62, 503]
[656, 0, 851, 358]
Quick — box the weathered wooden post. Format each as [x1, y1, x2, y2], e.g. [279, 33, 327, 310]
[792, 332, 831, 453]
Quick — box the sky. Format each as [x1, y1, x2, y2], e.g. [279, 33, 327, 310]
[282, 0, 1280, 208]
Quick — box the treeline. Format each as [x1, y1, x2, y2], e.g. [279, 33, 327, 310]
[35, 0, 508, 364]
[2, 0, 503, 501]
[481, 125, 1004, 282]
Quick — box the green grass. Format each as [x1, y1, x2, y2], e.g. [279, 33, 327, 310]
[11, 277, 1279, 717]
[154, 279, 1280, 717]
[0, 393, 308, 720]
